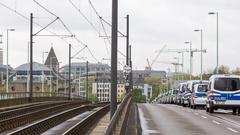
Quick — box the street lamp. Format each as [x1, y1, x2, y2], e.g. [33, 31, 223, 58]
[6, 28, 15, 93]
[208, 12, 219, 74]
[41, 51, 48, 93]
[184, 41, 192, 80]
[174, 56, 180, 82]
[194, 29, 203, 80]
[178, 52, 184, 81]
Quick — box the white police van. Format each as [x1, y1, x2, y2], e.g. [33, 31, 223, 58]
[190, 82, 209, 109]
[206, 74, 240, 114]
[182, 80, 208, 107]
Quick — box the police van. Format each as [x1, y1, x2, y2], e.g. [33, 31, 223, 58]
[182, 80, 208, 107]
[190, 82, 209, 109]
[206, 74, 240, 114]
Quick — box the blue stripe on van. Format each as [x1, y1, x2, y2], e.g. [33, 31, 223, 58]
[212, 91, 240, 100]
[196, 93, 207, 97]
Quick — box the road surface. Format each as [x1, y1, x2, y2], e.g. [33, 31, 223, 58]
[138, 104, 240, 135]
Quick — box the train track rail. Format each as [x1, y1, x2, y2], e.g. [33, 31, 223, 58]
[8, 104, 105, 135]
[0, 101, 71, 120]
[63, 104, 110, 135]
[0, 101, 86, 133]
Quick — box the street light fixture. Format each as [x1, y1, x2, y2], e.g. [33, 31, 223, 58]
[208, 12, 219, 74]
[6, 28, 15, 93]
[184, 41, 192, 80]
[194, 29, 203, 80]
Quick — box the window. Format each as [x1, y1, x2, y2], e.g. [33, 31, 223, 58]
[76, 68, 80, 71]
[197, 85, 208, 92]
[214, 78, 240, 91]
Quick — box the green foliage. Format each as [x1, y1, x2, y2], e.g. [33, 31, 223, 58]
[213, 65, 230, 74]
[89, 93, 98, 103]
[132, 88, 146, 103]
[232, 68, 240, 75]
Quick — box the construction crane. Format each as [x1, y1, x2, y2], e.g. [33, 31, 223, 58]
[155, 60, 183, 82]
[160, 48, 207, 79]
[145, 45, 167, 71]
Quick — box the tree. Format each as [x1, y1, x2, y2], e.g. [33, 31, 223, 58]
[132, 88, 146, 103]
[214, 65, 230, 74]
[232, 68, 240, 75]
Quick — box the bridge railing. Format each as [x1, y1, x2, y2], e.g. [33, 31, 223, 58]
[104, 92, 132, 135]
[0, 92, 86, 100]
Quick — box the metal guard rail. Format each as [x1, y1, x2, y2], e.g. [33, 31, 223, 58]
[0, 92, 86, 100]
[104, 92, 132, 135]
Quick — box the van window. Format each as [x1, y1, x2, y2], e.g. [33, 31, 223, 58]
[214, 78, 240, 91]
[197, 85, 208, 92]
[181, 84, 187, 92]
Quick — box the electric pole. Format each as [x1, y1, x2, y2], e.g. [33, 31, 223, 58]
[29, 13, 33, 102]
[126, 14, 130, 93]
[110, 0, 118, 118]
[86, 61, 89, 100]
[129, 45, 133, 90]
[68, 44, 71, 100]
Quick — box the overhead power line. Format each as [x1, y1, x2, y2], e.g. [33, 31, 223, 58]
[33, 0, 100, 62]
[88, 0, 126, 57]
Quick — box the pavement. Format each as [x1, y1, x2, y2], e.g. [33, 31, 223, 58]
[138, 103, 240, 135]
[125, 103, 142, 135]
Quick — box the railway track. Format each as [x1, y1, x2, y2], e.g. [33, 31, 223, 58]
[0, 101, 87, 133]
[63, 104, 110, 135]
[8, 104, 108, 135]
[0, 101, 71, 120]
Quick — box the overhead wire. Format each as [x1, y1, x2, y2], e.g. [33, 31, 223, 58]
[88, 0, 126, 58]
[33, 0, 101, 62]
[68, 0, 110, 57]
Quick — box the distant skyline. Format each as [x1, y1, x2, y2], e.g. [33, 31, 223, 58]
[0, 0, 240, 75]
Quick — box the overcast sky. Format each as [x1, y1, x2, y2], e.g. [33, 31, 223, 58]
[0, 0, 240, 75]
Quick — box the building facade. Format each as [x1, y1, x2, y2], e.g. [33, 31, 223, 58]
[92, 82, 125, 102]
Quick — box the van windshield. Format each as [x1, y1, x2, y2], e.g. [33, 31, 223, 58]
[214, 78, 240, 91]
[197, 85, 208, 92]
[181, 84, 187, 92]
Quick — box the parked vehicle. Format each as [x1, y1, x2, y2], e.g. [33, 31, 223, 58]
[190, 83, 209, 109]
[182, 80, 208, 107]
[176, 82, 187, 105]
[206, 75, 240, 114]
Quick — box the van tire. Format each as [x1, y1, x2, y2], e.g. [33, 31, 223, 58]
[209, 106, 214, 113]
[206, 107, 209, 112]
[233, 108, 237, 115]
[193, 105, 197, 109]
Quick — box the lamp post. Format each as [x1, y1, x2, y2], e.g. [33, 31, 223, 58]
[6, 29, 15, 93]
[56, 62, 61, 94]
[174, 56, 180, 82]
[184, 41, 192, 80]
[42, 51, 48, 93]
[178, 52, 184, 81]
[208, 12, 219, 74]
[194, 29, 203, 80]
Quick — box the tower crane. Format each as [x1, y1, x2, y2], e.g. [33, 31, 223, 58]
[160, 48, 207, 77]
[145, 45, 167, 71]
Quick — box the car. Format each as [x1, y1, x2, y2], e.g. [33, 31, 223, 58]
[190, 82, 209, 109]
[206, 74, 240, 114]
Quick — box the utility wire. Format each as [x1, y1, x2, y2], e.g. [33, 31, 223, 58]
[33, 0, 101, 62]
[68, 0, 110, 57]
[88, 0, 126, 57]
[0, 1, 72, 45]
[68, 0, 100, 35]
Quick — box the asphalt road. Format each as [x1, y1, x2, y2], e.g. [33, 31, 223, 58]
[138, 104, 240, 135]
